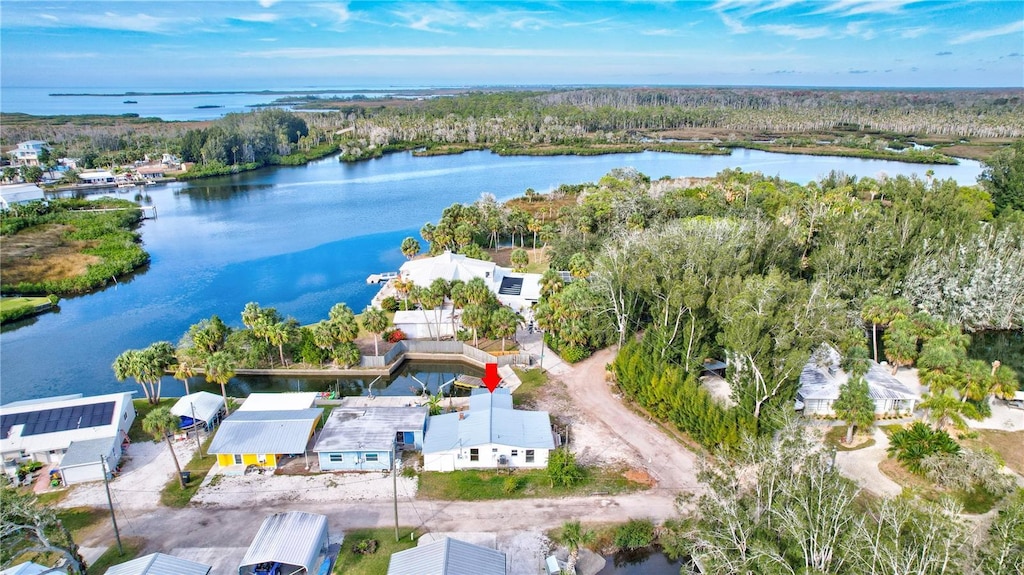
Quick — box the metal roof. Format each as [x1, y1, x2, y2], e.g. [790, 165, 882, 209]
[0, 562, 63, 575]
[239, 512, 328, 574]
[105, 553, 211, 575]
[208, 409, 321, 455]
[797, 344, 919, 402]
[59, 436, 117, 468]
[313, 407, 426, 453]
[236, 392, 318, 412]
[388, 537, 506, 575]
[424, 389, 554, 453]
[171, 392, 224, 424]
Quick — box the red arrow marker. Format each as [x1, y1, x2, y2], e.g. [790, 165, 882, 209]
[482, 363, 501, 393]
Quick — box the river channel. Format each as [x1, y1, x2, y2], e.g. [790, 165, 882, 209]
[0, 149, 983, 404]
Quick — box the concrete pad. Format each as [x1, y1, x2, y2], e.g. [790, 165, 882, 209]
[79, 546, 108, 567]
[418, 531, 497, 548]
[171, 546, 248, 575]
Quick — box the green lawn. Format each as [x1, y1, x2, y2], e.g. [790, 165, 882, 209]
[511, 368, 547, 407]
[159, 435, 216, 508]
[333, 528, 418, 575]
[128, 398, 175, 443]
[0, 296, 51, 312]
[57, 507, 107, 534]
[86, 536, 145, 574]
[824, 426, 877, 451]
[418, 465, 646, 501]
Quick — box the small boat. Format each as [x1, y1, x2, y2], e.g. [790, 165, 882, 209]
[123, 100, 138, 104]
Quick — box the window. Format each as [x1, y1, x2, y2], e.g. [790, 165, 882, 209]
[525, 450, 535, 463]
[257, 454, 266, 463]
[365, 453, 379, 462]
[469, 448, 479, 462]
[492, 448, 498, 453]
[396, 431, 406, 445]
[511, 450, 518, 457]
[233, 454, 243, 465]
[124, 412, 128, 421]
[329, 454, 343, 463]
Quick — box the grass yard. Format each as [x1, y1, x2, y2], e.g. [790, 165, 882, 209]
[333, 528, 418, 575]
[128, 398, 175, 443]
[511, 367, 547, 407]
[57, 507, 107, 535]
[159, 435, 216, 508]
[85, 536, 145, 574]
[418, 465, 646, 501]
[964, 429, 1024, 476]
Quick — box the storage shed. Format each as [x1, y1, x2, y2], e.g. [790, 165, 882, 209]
[104, 552, 211, 575]
[57, 435, 118, 485]
[238, 512, 330, 575]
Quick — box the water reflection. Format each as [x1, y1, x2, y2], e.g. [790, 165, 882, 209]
[598, 546, 682, 575]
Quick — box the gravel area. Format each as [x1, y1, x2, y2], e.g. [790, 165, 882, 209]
[193, 469, 418, 506]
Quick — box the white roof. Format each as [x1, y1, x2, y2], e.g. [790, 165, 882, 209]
[797, 344, 920, 403]
[79, 170, 114, 180]
[314, 407, 426, 452]
[236, 392, 318, 412]
[208, 409, 322, 455]
[0, 392, 134, 457]
[105, 553, 211, 575]
[400, 251, 499, 286]
[388, 537, 506, 575]
[0, 184, 46, 205]
[239, 512, 328, 574]
[171, 392, 224, 423]
[0, 562, 63, 575]
[424, 389, 554, 453]
[59, 435, 118, 468]
[394, 306, 458, 325]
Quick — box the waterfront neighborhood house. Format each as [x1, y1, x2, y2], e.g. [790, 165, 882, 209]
[170, 391, 226, 432]
[0, 392, 135, 485]
[423, 388, 556, 472]
[796, 344, 921, 416]
[313, 406, 426, 472]
[0, 183, 46, 209]
[238, 511, 331, 575]
[387, 536, 507, 575]
[8, 140, 49, 167]
[105, 552, 211, 575]
[396, 251, 543, 314]
[208, 394, 322, 471]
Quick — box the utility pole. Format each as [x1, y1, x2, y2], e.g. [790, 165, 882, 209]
[100, 455, 123, 555]
[392, 439, 399, 542]
[190, 402, 203, 457]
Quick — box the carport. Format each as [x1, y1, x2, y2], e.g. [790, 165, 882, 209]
[238, 512, 330, 575]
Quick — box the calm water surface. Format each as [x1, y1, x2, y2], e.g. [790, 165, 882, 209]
[0, 149, 983, 404]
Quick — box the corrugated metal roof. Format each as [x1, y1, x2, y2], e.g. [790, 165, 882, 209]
[208, 409, 321, 455]
[424, 389, 554, 453]
[239, 512, 328, 574]
[59, 436, 117, 468]
[0, 562, 62, 575]
[388, 537, 506, 575]
[313, 407, 425, 452]
[171, 392, 224, 424]
[797, 344, 919, 402]
[104, 553, 211, 575]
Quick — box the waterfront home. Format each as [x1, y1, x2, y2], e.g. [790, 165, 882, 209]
[238, 511, 331, 575]
[796, 344, 920, 416]
[9, 140, 49, 167]
[423, 388, 555, 472]
[313, 406, 426, 472]
[387, 537, 506, 575]
[0, 183, 46, 209]
[136, 164, 166, 180]
[0, 392, 134, 483]
[78, 170, 116, 185]
[393, 304, 460, 339]
[208, 408, 322, 472]
[236, 392, 318, 412]
[105, 553, 211, 575]
[395, 251, 542, 315]
[170, 391, 225, 432]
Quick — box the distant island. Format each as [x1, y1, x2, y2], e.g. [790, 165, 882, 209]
[123, 100, 137, 104]
[194, 105, 223, 109]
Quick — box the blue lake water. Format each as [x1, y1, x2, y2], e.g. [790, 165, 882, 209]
[0, 149, 983, 404]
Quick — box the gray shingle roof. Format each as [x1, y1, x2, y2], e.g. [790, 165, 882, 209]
[798, 344, 919, 402]
[313, 407, 426, 453]
[104, 553, 211, 575]
[59, 436, 117, 468]
[239, 512, 328, 574]
[387, 537, 506, 575]
[423, 389, 553, 453]
[208, 409, 321, 455]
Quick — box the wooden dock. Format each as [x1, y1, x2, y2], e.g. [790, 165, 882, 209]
[366, 271, 398, 284]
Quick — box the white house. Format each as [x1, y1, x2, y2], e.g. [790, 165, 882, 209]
[0, 392, 135, 483]
[796, 344, 920, 416]
[396, 251, 542, 315]
[423, 388, 556, 472]
[238, 512, 331, 575]
[0, 183, 46, 209]
[9, 141, 49, 166]
[78, 170, 116, 185]
[393, 304, 460, 340]
[313, 406, 426, 472]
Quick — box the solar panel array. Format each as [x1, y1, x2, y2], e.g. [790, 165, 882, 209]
[498, 277, 524, 296]
[1, 401, 116, 438]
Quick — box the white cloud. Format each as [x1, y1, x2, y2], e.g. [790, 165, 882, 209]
[258, 0, 280, 7]
[40, 14, 59, 22]
[950, 20, 1024, 44]
[641, 28, 679, 36]
[235, 14, 280, 23]
[720, 13, 750, 34]
[814, 0, 923, 17]
[899, 26, 929, 39]
[761, 24, 830, 40]
[316, 2, 352, 27]
[72, 12, 195, 33]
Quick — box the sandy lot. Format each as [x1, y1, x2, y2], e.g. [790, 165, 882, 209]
[192, 469, 418, 506]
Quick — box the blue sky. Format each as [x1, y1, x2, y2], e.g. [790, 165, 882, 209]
[1, 1, 1022, 89]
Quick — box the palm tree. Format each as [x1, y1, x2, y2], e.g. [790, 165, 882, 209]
[861, 294, 889, 363]
[989, 361, 1020, 401]
[172, 346, 200, 396]
[462, 304, 489, 347]
[883, 317, 919, 375]
[400, 236, 421, 259]
[205, 351, 236, 416]
[491, 307, 520, 352]
[328, 303, 360, 344]
[360, 307, 390, 356]
[559, 520, 595, 575]
[265, 321, 291, 366]
[143, 407, 186, 488]
[311, 320, 339, 362]
[539, 269, 564, 299]
[917, 338, 965, 394]
[833, 376, 875, 443]
[510, 248, 529, 272]
[919, 388, 979, 431]
[112, 341, 175, 404]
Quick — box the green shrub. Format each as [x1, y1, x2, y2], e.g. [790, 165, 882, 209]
[352, 539, 378, 555]
[547, 447, 584, 488]
[886, 422, 960, 475]
[502, 475, 523, 495]
[381, 296, 399, 312]
[560, 345, 590, 364]
[614, 518, 655, 550]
